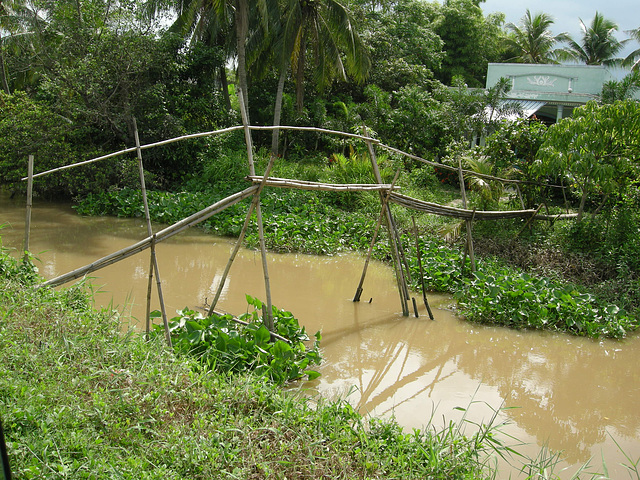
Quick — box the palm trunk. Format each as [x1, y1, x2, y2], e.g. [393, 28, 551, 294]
[235, 0, 250, 123]
[295, 35, 306, 113]
[220, 66, 232, 110]
[271, 66, 288, 156]
[0, 32, 10, 94]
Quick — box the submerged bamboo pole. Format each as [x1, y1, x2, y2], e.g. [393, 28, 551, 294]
[134, 118, 171, 347]
[238, 88, 274, 331]
[411, 216, 434, 320]
[23, 155, 34, 255]
[364, 127, 409, 316]
[208, 155, 276, 316]
[353, 168, 401, 302]
[145, 235, 155, 339]
[38, 186, 259, 289]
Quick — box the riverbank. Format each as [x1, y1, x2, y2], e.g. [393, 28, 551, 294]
[0, 247, 507, 479]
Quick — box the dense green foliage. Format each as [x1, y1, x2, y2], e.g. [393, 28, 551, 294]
[160, 295, 322, 384]
[0, 245, 510, 479]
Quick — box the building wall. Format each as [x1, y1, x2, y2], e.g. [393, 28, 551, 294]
[486, 63, 614, 106]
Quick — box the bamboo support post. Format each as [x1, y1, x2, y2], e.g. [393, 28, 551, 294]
[517, 203, 544, 237]
[353, 168, 401, 302]
[238, 88, 274, 331]
[412, 297, 419, 318]
[134, 118, 171, 347]
[364, 127, 409, 316]
[411, 216, 434, 320]
[208, 154, 277, 316]
[23, 155, 34, 255]
[461, 208, 476, 277]
[145, 235, 155, 339]
[458, 158, 476, 273]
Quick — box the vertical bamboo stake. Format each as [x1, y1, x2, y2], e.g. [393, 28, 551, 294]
[363, 126, 409, 316]
[208, 154, 276, 316]
[237, 88, 274, 330]
[134, 118, 172, 348]
[23, 155, 34, 255]
[461, 208, 476, 276]
[353, 168, 401, 302]
[458, 158, 476, 273]
[411, 216, 434, 320]
[145, 234, 156, 339]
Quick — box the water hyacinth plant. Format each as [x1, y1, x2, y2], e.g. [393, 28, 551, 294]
[154, 295, 322, 384]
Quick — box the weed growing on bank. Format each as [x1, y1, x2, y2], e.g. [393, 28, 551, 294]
[0, 246, 511, 479]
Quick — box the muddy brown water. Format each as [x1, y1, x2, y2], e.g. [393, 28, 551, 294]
[2, 194, 639, 478]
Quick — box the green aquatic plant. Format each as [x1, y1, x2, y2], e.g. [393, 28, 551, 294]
[155, 295, 321, 384]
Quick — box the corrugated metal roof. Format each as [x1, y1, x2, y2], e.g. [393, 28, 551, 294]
[500, 100, 546, 120]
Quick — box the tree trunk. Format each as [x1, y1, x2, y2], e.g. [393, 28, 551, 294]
[220, 66, 232, 110]
[0, 32, 10, 94]
[235, 0, 250, 123]
[295, 35, 306, 113]
[271, 66, 288, 156]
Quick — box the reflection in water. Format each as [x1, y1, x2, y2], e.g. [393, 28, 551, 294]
[2, 194, 639, 478]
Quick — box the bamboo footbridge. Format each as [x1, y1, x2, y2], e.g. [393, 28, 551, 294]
[21, 119, 576, 346]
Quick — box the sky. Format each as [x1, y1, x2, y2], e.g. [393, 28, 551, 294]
[480, 0, 639, 70]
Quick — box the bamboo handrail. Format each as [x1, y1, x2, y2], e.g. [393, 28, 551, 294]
[247, 176, 401, 192]
[38, 186, 259, 288]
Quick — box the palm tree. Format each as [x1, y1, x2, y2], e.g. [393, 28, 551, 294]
[0, 0, 25, 93]
[623, 27, 640, 71]
[504, 9, 568, 64]
[269, 0, 370, 154]
[559, 12, 627, 66]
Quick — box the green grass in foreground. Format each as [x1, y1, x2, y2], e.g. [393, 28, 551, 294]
[0, 247, 508, 479]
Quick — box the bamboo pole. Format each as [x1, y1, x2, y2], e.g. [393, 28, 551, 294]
[238, 88, 274, 331]
[134, 118, 172, 347]
[145, 235, 155, 339]
[353, 167, 401, 302]
[23, 155, 34, 255]
[461, 208, 476, 277]
[458, 158, 476, 273]
[38, 186, 259, 289]
[364, 127, 409, 316]
[411, 216, 434, 320]
[247, 176, 400, 192]
[517, 203, 544, 237]
[208, 154, 277, 316]
[378, 142, 565, 190]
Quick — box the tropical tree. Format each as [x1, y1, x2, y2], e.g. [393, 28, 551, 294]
[601, 70, 640, 103]
[0, 0, 32, 94]
[623, 27, 640, 71]
[535, 100, 640, 220]
[559, 12, 627, 66]
[433, 0, 505, 87]
[504, 9, 568, 64]
[267, 0, 369, 154]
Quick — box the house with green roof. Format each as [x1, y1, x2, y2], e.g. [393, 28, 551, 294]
[485, 63, 615, 123]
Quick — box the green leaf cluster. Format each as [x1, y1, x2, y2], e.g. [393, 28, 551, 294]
[156, 296, 321, 384]
[456, 269, 637, 339]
